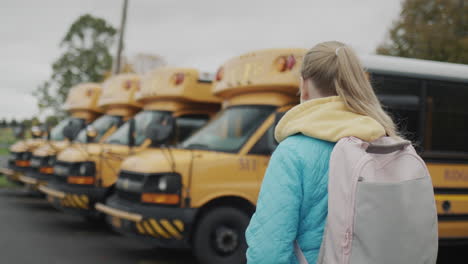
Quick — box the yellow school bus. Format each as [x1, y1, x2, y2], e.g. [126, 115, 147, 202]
[1, 83, 102, 184]
[95, 49, 305, 264]
[40, 67, 220, 221]
[360, 54, 468, 242]
[21, 74, 142, 190]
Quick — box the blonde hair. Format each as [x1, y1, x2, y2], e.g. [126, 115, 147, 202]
[301, 41, 400, 138]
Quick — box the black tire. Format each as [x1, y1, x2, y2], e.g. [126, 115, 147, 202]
[83, 193, 110, 225]
[193, 207, 250, 264]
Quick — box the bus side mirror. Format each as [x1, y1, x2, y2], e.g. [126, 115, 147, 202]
[86, 125, 98, 143]
[45, 124, 51, 140]
[128, 119, 136, 147]
[13, 126, 25, 139]
[31, 126, 42, 139]
[146, 116, 175, 146]
[63, 126, 74, 141]
[63, 121, 80, 141]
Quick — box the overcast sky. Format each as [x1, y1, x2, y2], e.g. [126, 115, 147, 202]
[0, 0, 402, 121]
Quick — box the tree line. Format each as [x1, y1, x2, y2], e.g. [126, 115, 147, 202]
[0, 116, 59, 129]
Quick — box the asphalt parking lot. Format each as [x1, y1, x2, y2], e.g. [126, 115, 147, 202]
[0, 187, 195, 264]
[0, 187, 467, 264]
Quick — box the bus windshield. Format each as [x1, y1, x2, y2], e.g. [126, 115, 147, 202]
[180, 105, 275, 153]
[50, 117, 85, 141]
[104, 110, 172, 146]
[75, 115, 122, 143]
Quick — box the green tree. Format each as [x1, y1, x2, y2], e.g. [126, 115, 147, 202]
[45, 115, 59, 128]
[377, 0, 468, 64]
[21, 119, 32, 130]
[34, 14, 117, 114]
[31, 117, 40, 127]
[9, 119, 17, 127]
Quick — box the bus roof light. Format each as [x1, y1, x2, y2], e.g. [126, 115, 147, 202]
[173, 73, 185, 85]
[275, 56, 287, 72]
[215, 67, 224, 81]
[124, 80, 132, 90]
[276, 55, 296, 72]
[86, 89, 93, 97]
[286, 55, 296, 70]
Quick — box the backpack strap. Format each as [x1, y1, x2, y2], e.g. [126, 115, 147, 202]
[366, 140, 411, 154]
[294, 241, 308, 264]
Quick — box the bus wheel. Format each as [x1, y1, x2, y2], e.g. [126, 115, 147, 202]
[193, 207, 249, 264]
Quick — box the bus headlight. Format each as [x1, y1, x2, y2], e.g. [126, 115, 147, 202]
[47, 156, 56, 167]
[78, 162, 95, 176]
[143, 173, 181, 193]
[66, 162, 96, 185]
[18, 152, 32, 161]
[79, 164, 87, 175]
[15, 152, 32, 167]
[158, 176, 168, 191]
[141, 173, 182, 205]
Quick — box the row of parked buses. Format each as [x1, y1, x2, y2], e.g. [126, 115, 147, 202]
[1, 48, 468, 264]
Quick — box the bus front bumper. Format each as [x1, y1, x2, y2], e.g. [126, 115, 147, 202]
[1, 166, 24, 184]
[96, 195, 196, 248]
[39, 182, 108, 218]
[18, 170, 52, 189]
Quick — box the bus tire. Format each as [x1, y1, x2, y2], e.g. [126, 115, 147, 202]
[193, 207, 249, 264]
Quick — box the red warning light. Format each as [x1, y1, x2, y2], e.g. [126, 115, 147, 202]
[173, 73, 185, 85]
[124, 80, 132, 90]
[215, 67, 224, 81]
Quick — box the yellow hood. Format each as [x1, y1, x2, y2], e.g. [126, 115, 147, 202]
[275, 96, 386, 143]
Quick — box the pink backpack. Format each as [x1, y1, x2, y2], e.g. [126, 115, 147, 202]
[295, 136, 438, 264]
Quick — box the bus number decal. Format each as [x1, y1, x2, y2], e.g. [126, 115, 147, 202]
[239, 158, 257, 172]
[444, 169, 468, 182]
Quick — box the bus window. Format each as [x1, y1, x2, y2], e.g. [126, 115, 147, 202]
[175, 115, 210, 142]
[250, 112, 285, 155]
[105, 111, 172, 146]
[50, 117, 85, 141]
[372, 75, 422, 143]
[249, 125, 276, 155]
[181, 105, 275, 152]
[75, 115, 122, 143]
[426, 81, 468, 154]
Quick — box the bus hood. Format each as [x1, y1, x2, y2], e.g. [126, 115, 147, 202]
[57, 143, 103, 163]
[120, 148, 193, 175]
[10, 138, 45, 153]
[33, 141, 69, 157]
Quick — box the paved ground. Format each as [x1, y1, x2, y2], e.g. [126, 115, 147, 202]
[0, 156, 7, 167]
[0, 167, 466, 263]
[0, 187, 195, 264]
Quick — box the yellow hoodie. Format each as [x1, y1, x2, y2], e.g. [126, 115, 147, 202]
[275, 96, 386, 143]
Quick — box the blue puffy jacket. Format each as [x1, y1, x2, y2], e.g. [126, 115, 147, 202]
[245, 96, 386, 263]
[246, 134, 334, 263]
